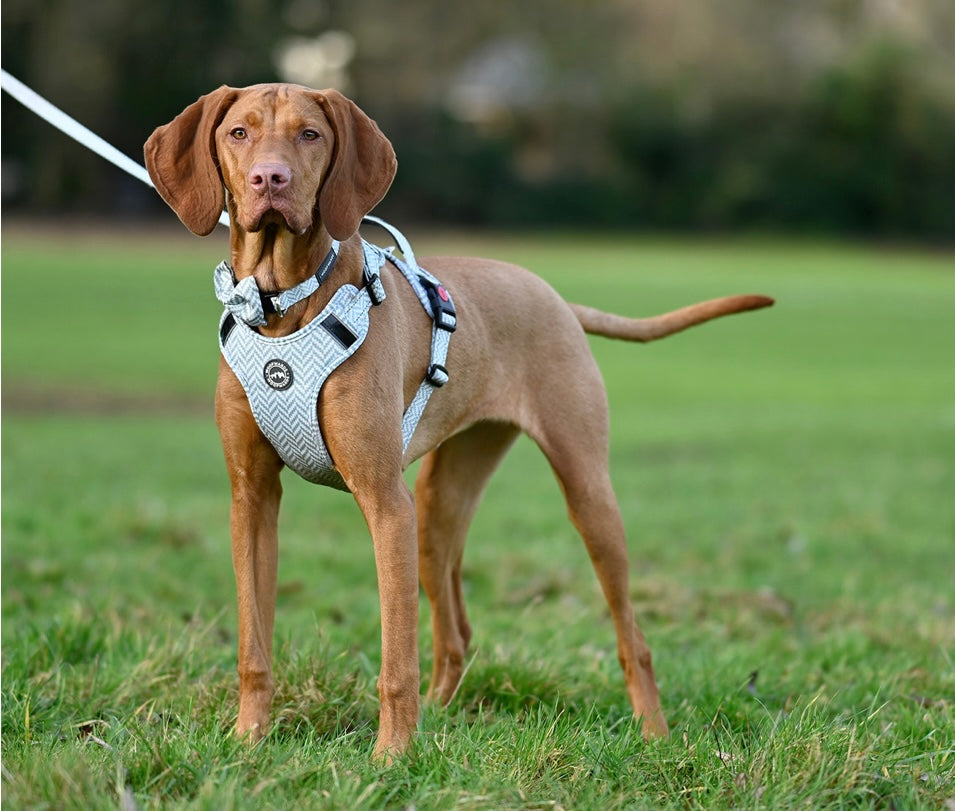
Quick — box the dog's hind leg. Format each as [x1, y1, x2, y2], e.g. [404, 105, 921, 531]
[415, 421, 521, 704]
[527, 368, 669, 739]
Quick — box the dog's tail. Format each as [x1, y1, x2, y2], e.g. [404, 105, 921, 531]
[569, 294, 774, 343]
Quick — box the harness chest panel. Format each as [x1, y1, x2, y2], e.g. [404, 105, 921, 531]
[219, 283, 372, 490]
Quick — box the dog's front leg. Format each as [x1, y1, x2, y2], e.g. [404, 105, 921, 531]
[229, 461, 282, 742]
[350, 475, 420, 760]
[216, 368, 283, 742]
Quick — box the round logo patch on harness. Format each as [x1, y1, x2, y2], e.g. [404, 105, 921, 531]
[263, 359, 294, 391]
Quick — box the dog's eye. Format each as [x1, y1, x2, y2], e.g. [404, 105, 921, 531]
[230, 128, 247, 140]
[302, 129, 320, 141]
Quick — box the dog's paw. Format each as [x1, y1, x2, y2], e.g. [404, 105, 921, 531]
[372, 734, 412, 764]
[639, 710, 670, 741]
[235, 717, 269, 743]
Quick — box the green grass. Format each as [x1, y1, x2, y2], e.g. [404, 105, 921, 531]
[2, 224, 953, 809]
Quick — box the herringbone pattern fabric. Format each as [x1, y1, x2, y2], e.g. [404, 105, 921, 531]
[219, 283, 373, 490]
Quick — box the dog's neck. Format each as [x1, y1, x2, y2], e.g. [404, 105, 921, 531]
[229, 221, 331, 289]
[228, 222, 361, 336]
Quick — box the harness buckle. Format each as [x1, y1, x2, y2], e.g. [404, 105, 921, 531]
[366, 273, 386, 306]
[421, 277, 457, 332]
[426, 363, 450, 387]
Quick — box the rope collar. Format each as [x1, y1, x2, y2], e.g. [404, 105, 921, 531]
[214, 241, 340, 326]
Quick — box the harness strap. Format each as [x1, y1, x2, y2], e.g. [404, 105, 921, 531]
[264, 241, 340, 316]
[361, 216, 457, 452]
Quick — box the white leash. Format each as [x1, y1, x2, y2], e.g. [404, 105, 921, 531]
[1, 69, 229, 228]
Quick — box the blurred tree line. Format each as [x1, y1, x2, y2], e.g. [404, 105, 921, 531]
[3, 0, 954, 237]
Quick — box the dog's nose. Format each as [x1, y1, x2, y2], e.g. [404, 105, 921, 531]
[249, 162, 291, 193]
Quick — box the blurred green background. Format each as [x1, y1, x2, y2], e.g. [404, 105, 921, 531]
[3, 7, 954, 807]
[3, 0, 955, 237]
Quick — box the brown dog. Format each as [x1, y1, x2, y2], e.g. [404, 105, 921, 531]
[145, 83, 772, 759]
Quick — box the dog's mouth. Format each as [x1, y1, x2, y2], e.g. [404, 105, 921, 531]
[243, 198, 312, 235]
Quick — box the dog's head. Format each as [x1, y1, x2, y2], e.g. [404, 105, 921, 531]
[144, 84, 397, 240]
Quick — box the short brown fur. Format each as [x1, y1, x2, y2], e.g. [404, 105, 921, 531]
[145, 83, 772, 760]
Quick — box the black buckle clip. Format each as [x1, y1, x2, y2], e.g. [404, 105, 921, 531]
[426, 363, 450, 387]
[421, 277, 457, 332]
[366, 272, 386, 305]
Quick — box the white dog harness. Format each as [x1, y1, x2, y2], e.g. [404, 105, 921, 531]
[216, 217, 456, 490]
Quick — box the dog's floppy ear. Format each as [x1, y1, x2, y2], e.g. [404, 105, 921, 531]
[144, 86, 238, 236]
[314, 90, 397, 241]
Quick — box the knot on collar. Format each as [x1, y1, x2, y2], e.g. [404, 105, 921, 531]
[213, 242, 340, 327]
[214, 263, 267, 325]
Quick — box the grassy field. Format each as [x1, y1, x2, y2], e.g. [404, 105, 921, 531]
[2, 224, 953, 809]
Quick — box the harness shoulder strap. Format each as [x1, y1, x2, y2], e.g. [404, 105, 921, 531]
[361, 216, 457, 452]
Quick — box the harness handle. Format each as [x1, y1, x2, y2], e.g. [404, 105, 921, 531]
[362, 215, 418, 270]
